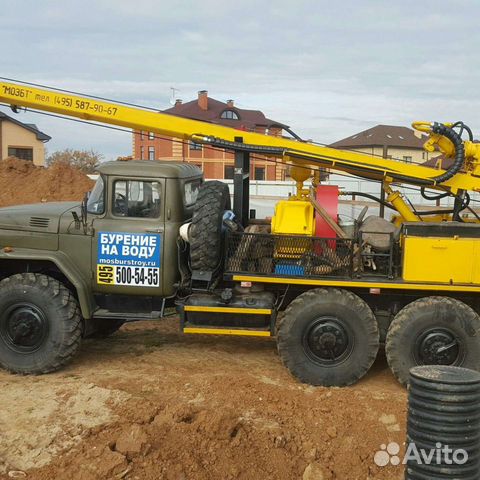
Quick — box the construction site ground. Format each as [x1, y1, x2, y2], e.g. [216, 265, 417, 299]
[0, 158, 407, 479]
[1, 318, 407, 480]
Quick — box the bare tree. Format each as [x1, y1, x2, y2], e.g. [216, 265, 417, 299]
[46, 149, 103, 173]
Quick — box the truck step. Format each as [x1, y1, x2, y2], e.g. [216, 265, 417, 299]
[183, 324, 271, 337]
[93, 309, 163, 320]
[184, 305, 272, 315]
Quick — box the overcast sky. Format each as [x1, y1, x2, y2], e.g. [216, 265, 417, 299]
[1, 0, 479, 160]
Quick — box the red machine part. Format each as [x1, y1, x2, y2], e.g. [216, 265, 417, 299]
[315, 185, 339, 238]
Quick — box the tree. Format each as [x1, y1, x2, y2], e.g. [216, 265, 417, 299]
[46, 149, 104, 173]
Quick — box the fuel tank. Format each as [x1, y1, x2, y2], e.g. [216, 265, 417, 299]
[181, 290, 275, 329]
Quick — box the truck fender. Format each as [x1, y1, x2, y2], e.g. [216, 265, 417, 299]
[0, 248, 95, 318]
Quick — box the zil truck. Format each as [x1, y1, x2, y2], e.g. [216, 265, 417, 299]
[1, 79, 480, 387]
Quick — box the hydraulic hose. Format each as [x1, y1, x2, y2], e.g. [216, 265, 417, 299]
[343, 190, 474, 219]
[341, 191, 397, 211]
[420, 187, 449, 201]
[416, 192, 470, 217]
[452, 121, 474, 141]
[430, 122, 465, 184]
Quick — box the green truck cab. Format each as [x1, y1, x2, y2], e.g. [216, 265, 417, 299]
[0, 160, 204, 374]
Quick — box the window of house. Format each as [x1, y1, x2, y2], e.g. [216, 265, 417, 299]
[403, 156, 412, 163]
[220, 110, 239, 120]
[224, 165, 234, 179]
[189, 141, 202, 151]
[148, 132, 155, 140]
[255, 167, 265, 181]
[112, 180, 161, 218]
[140, 146, 144, 160]
[8, 147, 33, 161]
[139, 131, 144, 140]
[148, 146, 155, 160]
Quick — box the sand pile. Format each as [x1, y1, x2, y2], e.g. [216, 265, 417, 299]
[0, 157, 95, 208]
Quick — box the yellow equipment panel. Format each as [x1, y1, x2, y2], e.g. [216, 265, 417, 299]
[271, 200, 315, 236]
[403, 236, 480, 284]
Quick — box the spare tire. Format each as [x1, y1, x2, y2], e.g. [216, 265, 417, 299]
[190, 181, 231, 272]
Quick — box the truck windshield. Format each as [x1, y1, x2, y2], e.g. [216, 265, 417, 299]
[87, 176, 105, 214]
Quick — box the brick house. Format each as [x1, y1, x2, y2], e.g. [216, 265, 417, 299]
[132, 91, 289, 180]
[329, 124, 439, 164]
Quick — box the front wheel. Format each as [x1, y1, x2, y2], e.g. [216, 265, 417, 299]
[276, 288, 379, 386]
[386, 296, 480, 386]
[0, 273, 82, 374]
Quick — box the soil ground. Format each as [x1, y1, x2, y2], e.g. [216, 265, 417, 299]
[0, 157, 94, 207]
[0, 317, 407, 480]
[0, 158, 407, 478]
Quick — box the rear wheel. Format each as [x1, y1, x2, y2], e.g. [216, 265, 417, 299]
[276, 288, 379, 386]
[189, 181, 231, 272]
[386, 296, 480, 386]
[0, 273, 82, 374]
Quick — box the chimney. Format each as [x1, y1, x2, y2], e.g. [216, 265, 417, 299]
[227, 99, 234, 108]
[198, 90, 208, 111]
[174, 99, 183, 108]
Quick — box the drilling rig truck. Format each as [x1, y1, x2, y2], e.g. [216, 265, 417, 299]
[1, 79, 480, 387]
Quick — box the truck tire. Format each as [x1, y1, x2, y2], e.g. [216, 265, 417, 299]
[0, 273, 82, 374]
[277, 288, 379, 386]
[386, 296, 480, 386]
[190, 181, 231, 272]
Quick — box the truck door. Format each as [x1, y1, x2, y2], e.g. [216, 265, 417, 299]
[92, 176, 166, 296]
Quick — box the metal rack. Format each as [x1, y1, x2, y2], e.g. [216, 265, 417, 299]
[225, 231, 397, 279]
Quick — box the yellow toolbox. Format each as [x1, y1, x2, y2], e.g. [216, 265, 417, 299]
[402, 223, 480, 284]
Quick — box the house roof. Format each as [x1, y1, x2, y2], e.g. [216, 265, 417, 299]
[163, 95, 289, 131]
[422, 155, 453, 169]
[330, 124, 426, 150]
[0, 111, 51, 142]
[421, 140, 479, 169]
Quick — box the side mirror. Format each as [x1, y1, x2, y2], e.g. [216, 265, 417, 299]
[81, 192, 89, 227]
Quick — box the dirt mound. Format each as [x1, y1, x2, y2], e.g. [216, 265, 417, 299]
[0, 319, 407, 480]
[0, 157, 94, 208]
[0, 382, 130, 473]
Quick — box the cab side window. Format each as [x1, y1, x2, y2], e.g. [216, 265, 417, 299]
[113, 180, 161, 218]
[184, 179, 201, 206]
